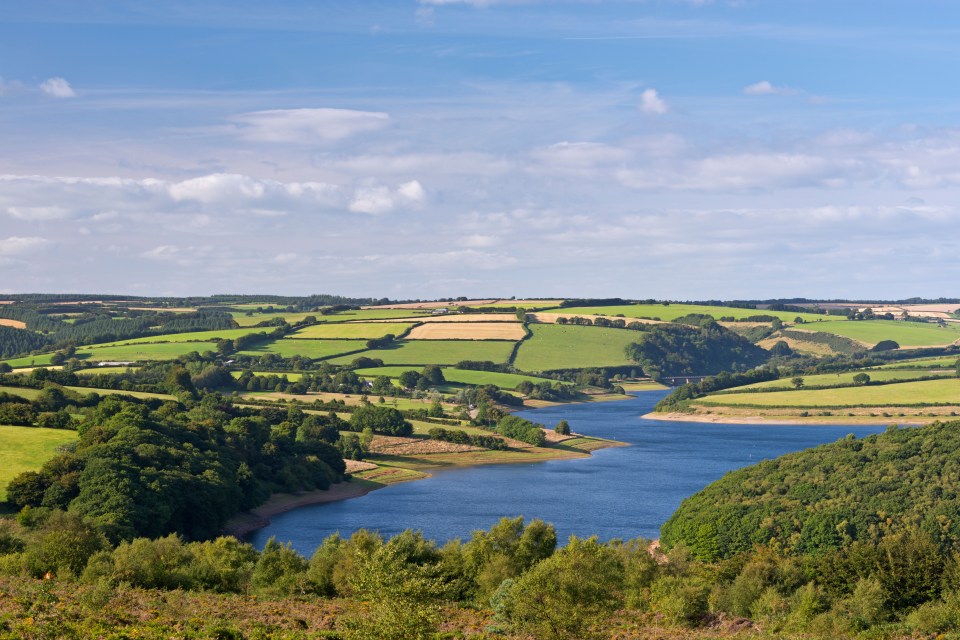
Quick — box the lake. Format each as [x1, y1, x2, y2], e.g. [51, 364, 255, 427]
[249, 390, 886, 555]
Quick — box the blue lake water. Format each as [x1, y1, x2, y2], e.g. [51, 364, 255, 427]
[250, 390, 885, 556]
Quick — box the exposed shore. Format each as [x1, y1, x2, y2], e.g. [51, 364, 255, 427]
[645, 411, 933, 426]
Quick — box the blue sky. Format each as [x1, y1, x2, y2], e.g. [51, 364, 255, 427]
[3, 0, 960, 299]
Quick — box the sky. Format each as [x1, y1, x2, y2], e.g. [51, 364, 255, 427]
[3, 1, 960, 300]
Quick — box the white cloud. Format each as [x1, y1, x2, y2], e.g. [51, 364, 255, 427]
[39, 77, 76, 98]
[743, 80, 798, 96]
[639, 88, 669, 115]
[228, 108, 389, 143]
[349, 180, 427, 214]
[0, 236, 50, 255]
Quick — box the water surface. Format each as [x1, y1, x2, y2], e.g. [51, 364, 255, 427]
[250, 391, 885, 555]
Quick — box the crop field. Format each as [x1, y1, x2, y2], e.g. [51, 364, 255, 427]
[231, 312, 319, 327]
[0, 426, 78, 501]
[0, 319, 27, 329]
[289, 322, 414, 339]
[0, 385, 173, 401]
[326, 340, 516, 366]
[513, 324, 638, 371]
[545, 303, 830, 323]
[472, 300, 565, 310]
[232, 310, 422, 327]
[793, 320, 960, 347]
[81, 327, 268, 348]
[80, 342, 215, 361]
[732, 369, 954, 391]
[240, 391, 457, 412]
[354, 366, 563, 389]
[406, 322, 526, 341]
[697, 378, 960, 408]
[239, 339, 367, 360]
[876, 356, 960, 369]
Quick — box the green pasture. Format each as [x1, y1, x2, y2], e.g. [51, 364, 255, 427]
[0, 426, 78, 502]
[545, 303, 829, 323]
[75, 366, 140, 375]
[794, 320, 960, 347]
[697, 378, 960, 408]
[513, 324, 638, 371]
[875, 356, 960, 370]
[732, 369, 954, 391]
[354, 366, 563, 390]
[80, 342, 214, 362]
[289, 322, 414, 340]
[238, 339, 368, 360]
[81, 327, 267, 348]
[326, 340, 517, 366]
[1, 353, 57, 368]
[230, 371, 304, 381]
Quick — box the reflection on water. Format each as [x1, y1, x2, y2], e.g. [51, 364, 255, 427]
[250, 391, 884, 556]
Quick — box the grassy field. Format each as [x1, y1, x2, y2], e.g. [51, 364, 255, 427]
[233, 309, 432, 327]
[75, 366, 141, 375]
[697, 378, 960, 408]
[238, 339, 368, 360]
[0, 426, 78, 501]
[732, 369, 954, 391]
[80, 342, 216, 361]
[1, 353, 58, 368]
[0, 385, 174, 401]
[81, 327, 269, 348]
[353, 366, 563, 389]
[326, 340, 517, 366]
[513, 324, 638, 371]
[239, 391, 457, 412]
[231, 312, 319, 327]
[288, 322, 414, 340]
[876, 356, 960, 369]
[230, 371, 304, 381]
[546, 303, 829, 323]
[794, 320, 960, 347]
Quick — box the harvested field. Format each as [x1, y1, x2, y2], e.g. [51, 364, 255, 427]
[363, 313, 519, 323]
[0, 319, 27, 329]
[365, 300, 497, 309]
[368, 435, 483, 455]
[344, 459, 378, 473]
[326, 340, 516, 366]
[546, 303, 829, 323]
[757, 336, 838, 356]
[127, 306, 197, 313]
[406, 322, 527, 340]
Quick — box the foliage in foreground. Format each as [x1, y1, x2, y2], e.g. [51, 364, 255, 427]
[662, 419, 960, 561]
[5, 512, 960, 639]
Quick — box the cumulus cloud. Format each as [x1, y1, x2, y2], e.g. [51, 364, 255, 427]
[0, 236, 50, 255]
[349, 180, 427, 214]
[228, 108, 389, 143]
[39, 77, 77, 98]
[639, 88, 669, 115]
[743, 80, 798, 96]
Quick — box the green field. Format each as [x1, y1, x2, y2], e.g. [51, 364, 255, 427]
[288, 322, 414, 340]
[0, 385, 174, 401]
[547, 303, 830, 323]
[238, 339, 368, 360]
[733, 369, 954, 391]
[75, 366, 141, 375]
[232, 308, 430, 327]
[0, 426, 78, 501]
[698, 378, 960, 408]
[354, 366, 562, 389]
[513, 324, 638, 371]
[326, 340, 517, 366]
[230, 371, 304, 381]
[793, 320, 960, 347]
[1, 353, 57, 368]
[876, 356, 960, 369]
[80, 342, 215, 362]
[81, 327, 269, 348]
